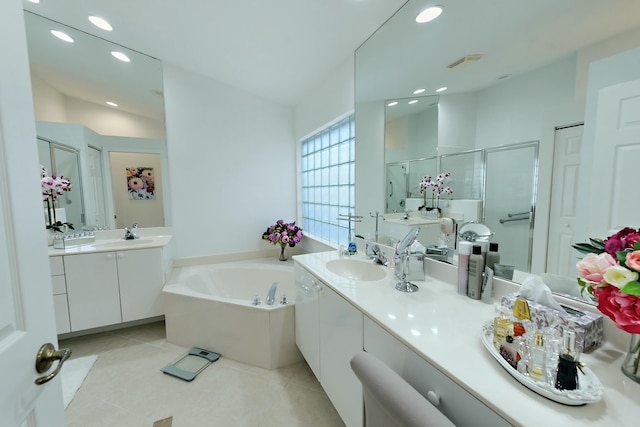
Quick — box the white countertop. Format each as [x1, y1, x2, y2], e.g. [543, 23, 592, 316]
[293, 250, 640, 427]
[48, 227, 172, 256]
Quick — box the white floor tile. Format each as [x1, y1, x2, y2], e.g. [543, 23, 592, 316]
[61, 321, 344, 427]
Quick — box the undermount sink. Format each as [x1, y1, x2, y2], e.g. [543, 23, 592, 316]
[97, 238, 155, 248]
[326, 259, 386, 281]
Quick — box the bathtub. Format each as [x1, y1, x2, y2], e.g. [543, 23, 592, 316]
[162, 259, 302, 369]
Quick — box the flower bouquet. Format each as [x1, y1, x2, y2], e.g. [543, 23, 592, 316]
[573, 227, 640, 381]
[41, 166, 74, 233]
[418, 173, 452, 215]
[262, 219, 303, 261]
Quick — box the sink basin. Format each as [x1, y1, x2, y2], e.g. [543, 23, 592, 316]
[97, 238, 155, 248]
[326, 259, 386, 281]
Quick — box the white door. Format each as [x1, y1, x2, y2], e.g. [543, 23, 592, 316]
[546, 125, 583, 277]
[587, 78, 640, 237]
[0, 0, 66, 423]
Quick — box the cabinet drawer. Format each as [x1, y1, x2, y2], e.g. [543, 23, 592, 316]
[51, 275, 67, 295]
[49, 256, 64, 276]
[363, 316, 509, 427]
[53, 294, 71, 334]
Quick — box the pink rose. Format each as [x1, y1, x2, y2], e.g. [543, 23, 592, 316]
[576, 252, 617, 284]
[594, 286, 640, 334]
[626, 251, 640, 271]
[604, 227, 640, 256]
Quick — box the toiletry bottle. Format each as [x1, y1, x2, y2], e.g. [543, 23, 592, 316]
[457, 241, 472, 295]
[486, 242, 500, 270]
[467, 245, 484, 300]
[493, 306, 512, 349]
[348, 241, 357, 255]
[555, 330, 580, 391]
[530, 331, 547, 381]
[478, 240, 489, 264]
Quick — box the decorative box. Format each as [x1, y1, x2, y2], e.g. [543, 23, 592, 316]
[500, 292, 604, 352]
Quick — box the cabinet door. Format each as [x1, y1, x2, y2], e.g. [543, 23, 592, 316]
[319, 284, 363, 427]
[363, 316, 510, 427]
[117, 248, 164, 322]
[294, 264, 321, 380]
[64, 252, 121, 331]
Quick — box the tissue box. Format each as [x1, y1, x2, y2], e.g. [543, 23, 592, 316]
[500, 292, 604, 352]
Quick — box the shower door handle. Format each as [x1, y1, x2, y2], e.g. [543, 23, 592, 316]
[389, 181, 393, 197]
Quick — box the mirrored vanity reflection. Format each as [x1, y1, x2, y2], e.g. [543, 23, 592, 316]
[354, 0, 640, 304]
[23, 9, 169, 231]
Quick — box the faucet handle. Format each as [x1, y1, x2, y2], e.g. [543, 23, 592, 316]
[132, 223, 139, 228]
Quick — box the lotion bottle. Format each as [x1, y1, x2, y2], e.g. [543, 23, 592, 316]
[467, 245, 484, 300]
[486, 242, 500, 270]
[457, 241, 472, 295]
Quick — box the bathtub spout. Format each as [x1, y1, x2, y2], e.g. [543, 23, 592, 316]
[266, 282, 278, 305]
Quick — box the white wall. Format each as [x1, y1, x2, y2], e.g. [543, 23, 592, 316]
[163, 63, 296, 259]
[294, 55, 354, 140]
[31, 75, 165, 139]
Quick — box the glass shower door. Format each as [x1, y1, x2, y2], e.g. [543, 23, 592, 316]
[483, 142, 538, 272]
[386, 162, 408, 212]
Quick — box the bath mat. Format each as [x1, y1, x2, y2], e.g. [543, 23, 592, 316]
[61, 355, 98, 408]
[153, 416, 173, 427]
[161, 347, 220, 381]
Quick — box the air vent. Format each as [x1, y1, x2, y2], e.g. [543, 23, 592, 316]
[447, 54, 483, 69]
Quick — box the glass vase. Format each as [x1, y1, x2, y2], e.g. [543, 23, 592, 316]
[279, 244, 288, 261]
[621, 333, 640, 383]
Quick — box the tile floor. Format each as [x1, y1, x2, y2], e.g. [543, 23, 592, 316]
[61, 321, 345, 427]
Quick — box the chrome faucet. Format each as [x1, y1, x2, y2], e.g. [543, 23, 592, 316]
[124, 224, 139, 240]
[266, 282, 278, 305]
[368, 244, 387, 265]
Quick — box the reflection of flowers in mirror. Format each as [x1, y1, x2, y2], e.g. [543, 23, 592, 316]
[418, 172, 452, 210]
[40, 165, 73, 232]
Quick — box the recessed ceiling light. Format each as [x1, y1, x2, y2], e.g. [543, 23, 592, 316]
[26, 0, 40, 3]
[387, 101, 398, 107]
[435, 86, 448, 93]
[416, 6, 443, 24]
[111, 51, 130, 62]
[413, 88, 426, 95]
[89, 16, 113, 31]
[106, 101, 118, 107]
[408, 100, 419, 105]
[51, 30, 74, 43]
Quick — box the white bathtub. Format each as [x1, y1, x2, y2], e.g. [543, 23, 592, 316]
[162, 259, 302, 369]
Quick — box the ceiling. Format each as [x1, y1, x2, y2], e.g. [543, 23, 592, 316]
[22, 0, 407, 110]
[21, 0, 640, 115]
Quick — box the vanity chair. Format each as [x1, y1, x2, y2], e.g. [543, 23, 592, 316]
[350, 351, 455, 427]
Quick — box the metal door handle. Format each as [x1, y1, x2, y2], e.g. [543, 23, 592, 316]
[34, 343, 72, 385]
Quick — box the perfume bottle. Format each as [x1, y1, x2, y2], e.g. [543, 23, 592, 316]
[493, 306, 512, 349]
[529, 331, 547, 381]
[555, 330, 580, 391]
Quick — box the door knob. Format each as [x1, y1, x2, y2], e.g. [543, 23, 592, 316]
[34, 343, 71, 385]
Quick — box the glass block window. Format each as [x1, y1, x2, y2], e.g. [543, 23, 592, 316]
[301, 115, 355, 246]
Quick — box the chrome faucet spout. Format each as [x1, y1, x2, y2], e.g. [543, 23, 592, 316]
[266, 282, 278, 305]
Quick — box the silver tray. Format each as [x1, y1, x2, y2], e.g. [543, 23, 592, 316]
[481, 324, 604, 405]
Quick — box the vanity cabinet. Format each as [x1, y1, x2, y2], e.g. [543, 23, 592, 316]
[363, 316, 510, 427]
[294, 263, 363, 427]
[64, 252, 121, 331]
[294, 264, 321, 379]
[49, 256, 71, 334]
[61, 247, 166, 333]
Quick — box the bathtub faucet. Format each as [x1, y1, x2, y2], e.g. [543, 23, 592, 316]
[266, 282, 278, 305]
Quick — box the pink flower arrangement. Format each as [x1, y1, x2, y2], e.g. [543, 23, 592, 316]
[262, 220, 303, 248]
[573, 228, 640, 334]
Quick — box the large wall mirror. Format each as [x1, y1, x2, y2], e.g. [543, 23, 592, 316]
[354, 0, 640, 302]
[23, 9, 168, 230]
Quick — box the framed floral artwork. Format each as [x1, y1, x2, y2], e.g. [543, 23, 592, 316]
[126, 167, 155, 200]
